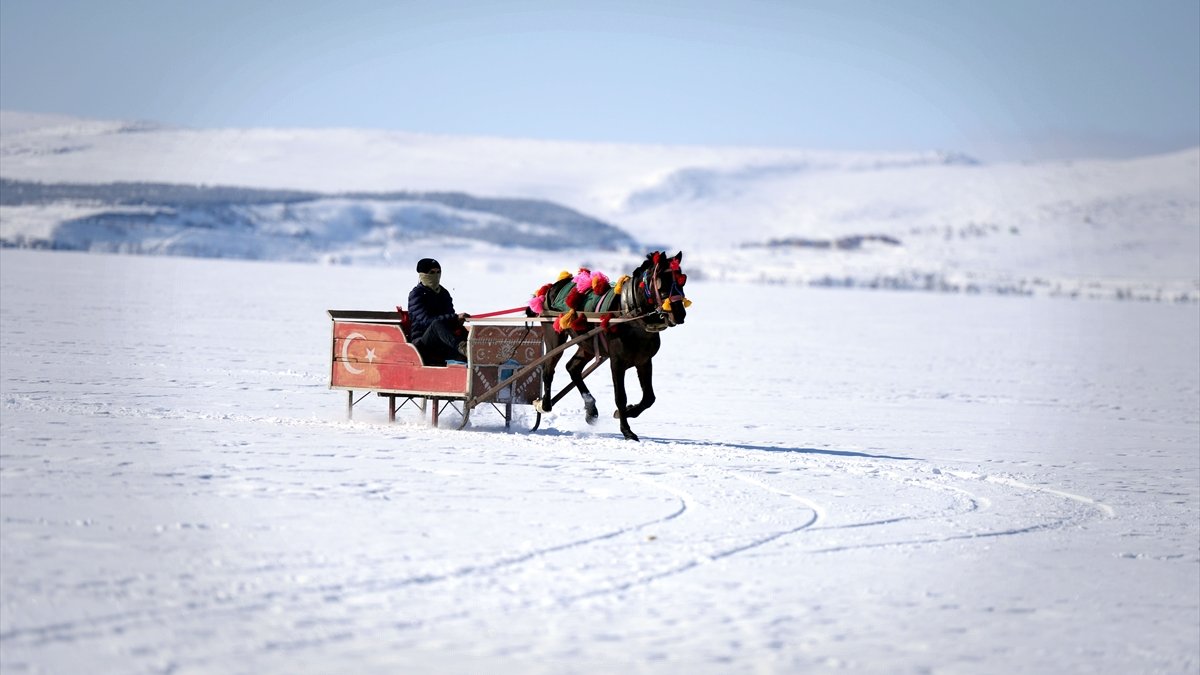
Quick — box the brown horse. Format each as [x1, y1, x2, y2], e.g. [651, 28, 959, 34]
[532, 251, 689, 440]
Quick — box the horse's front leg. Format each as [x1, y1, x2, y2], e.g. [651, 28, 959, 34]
[565, 350, 599, 423]
[610, 359, 638, 441]
[535, 335, 563, 414]
[622, 361, 656, 419]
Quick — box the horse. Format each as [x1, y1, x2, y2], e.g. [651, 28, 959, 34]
[529, 251, 689, 441]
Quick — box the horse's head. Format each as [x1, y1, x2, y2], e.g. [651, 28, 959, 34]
[640, 251, 689, 329]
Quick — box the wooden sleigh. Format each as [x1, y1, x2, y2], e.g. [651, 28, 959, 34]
[328, 310, 550, 429]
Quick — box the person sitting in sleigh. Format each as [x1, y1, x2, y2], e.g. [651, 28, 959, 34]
[407, 258, 470, 365]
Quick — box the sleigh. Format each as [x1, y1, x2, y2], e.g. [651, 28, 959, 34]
[329, 310, 538, 429]
[328, 310, 612, 430]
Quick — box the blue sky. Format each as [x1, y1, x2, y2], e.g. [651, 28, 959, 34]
[1, 0, 1197, 160]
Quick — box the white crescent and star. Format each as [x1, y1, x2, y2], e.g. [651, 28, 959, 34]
[342, 332, 369, 375]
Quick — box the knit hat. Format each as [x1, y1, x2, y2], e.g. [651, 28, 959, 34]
[416, 258, 440, 273]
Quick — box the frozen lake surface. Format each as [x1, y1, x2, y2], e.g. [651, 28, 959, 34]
[1, 249, 1197, 673]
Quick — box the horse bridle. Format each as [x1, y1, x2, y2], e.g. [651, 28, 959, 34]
[639, 260, 687, 329]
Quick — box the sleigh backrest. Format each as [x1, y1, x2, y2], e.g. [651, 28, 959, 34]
[327, 310, 467, 395]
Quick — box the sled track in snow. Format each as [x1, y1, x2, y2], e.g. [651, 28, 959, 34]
[554, 456, 825, 603]
[0, 432, 833, 651]
[632, 436, 1115, 558]
[1, 399, 1118, 662]
[3, 391, 1115, 557]
[0, 458, 693, 648]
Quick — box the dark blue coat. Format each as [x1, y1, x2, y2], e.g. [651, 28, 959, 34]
[407, 284, 456, 341]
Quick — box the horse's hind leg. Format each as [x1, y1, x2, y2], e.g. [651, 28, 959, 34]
[565, 350, 599, 423]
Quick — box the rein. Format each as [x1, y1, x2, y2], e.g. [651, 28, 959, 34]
[468, 306, 528, 319]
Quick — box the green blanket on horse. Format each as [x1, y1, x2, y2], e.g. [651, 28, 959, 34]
[529, 268, 630, 333]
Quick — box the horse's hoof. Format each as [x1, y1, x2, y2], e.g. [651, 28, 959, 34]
[586, 412, 599, 425]
[534, 399, 550, 414]
[623, 430, 640, 442]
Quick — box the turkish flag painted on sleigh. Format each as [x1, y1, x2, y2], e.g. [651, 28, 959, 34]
[330, 321, 467, 395]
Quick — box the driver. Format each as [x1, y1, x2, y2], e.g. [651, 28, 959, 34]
[408, 258, 470, 365]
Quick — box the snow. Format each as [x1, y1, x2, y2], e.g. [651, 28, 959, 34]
[2, 248, 1197, 673]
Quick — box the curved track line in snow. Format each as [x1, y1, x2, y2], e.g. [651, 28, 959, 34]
[589, 460, 698, 508]
[636, 435, 1113, 528]
[562, 467, 823, 603]
[814, 516, 914, 530]
[970, 472, 1115, 518]
[564, 514, 822, 604]
[0, 460, 690, 648]
[936, 483, 991, 512]
[350, 483, 688, 596]
[641, 437, 1113, 555]
[939, 469, 1115, 518]
[806, 521, 1064, 555]
[799, 467, 1112, 555]
[899, 479, 990, 514]
[730, 471, 827, 523]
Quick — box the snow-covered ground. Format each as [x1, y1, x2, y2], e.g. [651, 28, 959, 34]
[2, 248, 1197, 673]
[2, 111, 1198, 301]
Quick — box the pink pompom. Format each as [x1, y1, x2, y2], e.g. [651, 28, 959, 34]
[529, 295, 545, 314]
[573, 268, 593, 294]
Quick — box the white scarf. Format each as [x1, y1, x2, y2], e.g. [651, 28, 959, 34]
[419, 271, 442, 293]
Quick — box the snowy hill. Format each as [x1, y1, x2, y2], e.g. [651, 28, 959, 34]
[2, 110, 1197, 300]
[0, 179, 637, 262]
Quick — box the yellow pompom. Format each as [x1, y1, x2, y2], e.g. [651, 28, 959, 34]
[557, 270, 572, 281]
[556, 309, 576, 333]
[661, 299, 672, 311]
[613, 275, 631, 294]
[683, 298, 693, 308]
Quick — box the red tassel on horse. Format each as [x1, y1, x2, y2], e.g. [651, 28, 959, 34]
[566, 288, 584, 310]
[601, 313, 616, 333]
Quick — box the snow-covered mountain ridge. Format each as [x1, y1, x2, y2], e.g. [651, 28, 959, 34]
[1, 111, 1197, 301]
[0, 178, 637, 261]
